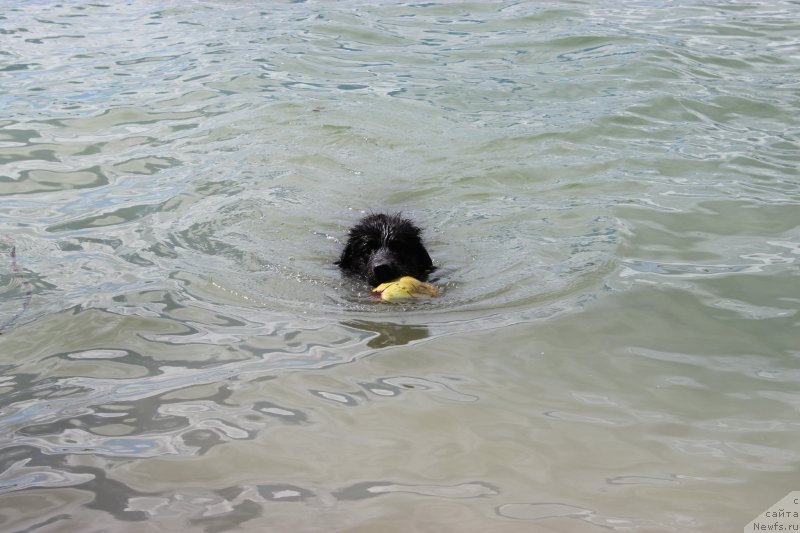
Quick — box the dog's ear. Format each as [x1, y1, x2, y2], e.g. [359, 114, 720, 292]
[417, 243, 434, 272]
[336, 233, 360, 270]
[335, 241, 351, 268]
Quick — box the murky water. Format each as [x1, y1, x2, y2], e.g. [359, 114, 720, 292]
[1, 1, 799, 531]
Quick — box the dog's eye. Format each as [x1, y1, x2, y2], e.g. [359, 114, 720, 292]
[359, 238, 378, 251]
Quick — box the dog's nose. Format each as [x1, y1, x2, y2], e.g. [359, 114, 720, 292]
[373, 262, 397, 283]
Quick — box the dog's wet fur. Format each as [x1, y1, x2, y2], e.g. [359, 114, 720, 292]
[337, 213, 435, 287]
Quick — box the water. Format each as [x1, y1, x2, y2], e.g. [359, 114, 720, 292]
[1, 1, 799, 531]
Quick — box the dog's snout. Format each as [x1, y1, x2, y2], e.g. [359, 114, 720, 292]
[370, 248, 400, 284]
[373, 262, 396, 283]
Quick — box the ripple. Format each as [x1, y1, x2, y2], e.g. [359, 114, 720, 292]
[0, 458, 94, 494]
[497, 502, 591, 520]
[497, 501, 670, 530]
[334, 480, 498, 500]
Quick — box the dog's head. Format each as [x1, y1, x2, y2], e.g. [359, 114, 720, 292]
[337, 213, 434, 286]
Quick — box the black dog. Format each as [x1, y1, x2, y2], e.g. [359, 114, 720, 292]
[337, 213, 435, 287]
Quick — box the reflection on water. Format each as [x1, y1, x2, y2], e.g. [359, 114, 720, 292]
[2, 0, 800, 531]
[343, 320, 430, 348]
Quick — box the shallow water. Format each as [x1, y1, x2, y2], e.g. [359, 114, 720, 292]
[1, 1, 799, 531]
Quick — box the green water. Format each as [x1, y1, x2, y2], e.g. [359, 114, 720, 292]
[1, 1, 799, 531]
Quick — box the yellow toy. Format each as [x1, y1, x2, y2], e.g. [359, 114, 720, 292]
[371, 276, 439, 303]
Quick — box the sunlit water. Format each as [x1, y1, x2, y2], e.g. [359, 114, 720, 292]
[1, 1, 799, 531]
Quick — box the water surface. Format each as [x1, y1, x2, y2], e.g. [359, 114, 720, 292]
[1, 1, 799, 531]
